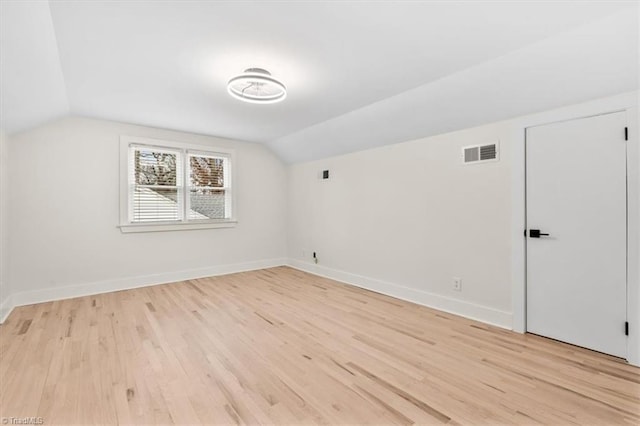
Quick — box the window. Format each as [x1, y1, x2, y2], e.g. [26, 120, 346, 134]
[120, 136, 235, 232]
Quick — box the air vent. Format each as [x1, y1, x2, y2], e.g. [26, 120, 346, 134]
[462, 142, 499, 164]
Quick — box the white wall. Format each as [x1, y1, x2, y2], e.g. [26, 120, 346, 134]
[0, 129, 9, 320]
[5, 116, 287, 312]
[287, 92, 639, 347]
[288, 121, 514, 327]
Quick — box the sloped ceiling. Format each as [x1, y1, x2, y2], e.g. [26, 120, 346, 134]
[270, 7, 638, 162]
[1, 1, 637, 162]
[0, 1, 68, 133]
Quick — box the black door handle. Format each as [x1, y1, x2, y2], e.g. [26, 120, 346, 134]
[529, 229, 550, 238]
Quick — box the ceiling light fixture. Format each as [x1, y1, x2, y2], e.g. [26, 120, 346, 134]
[227, 68, 287, 104]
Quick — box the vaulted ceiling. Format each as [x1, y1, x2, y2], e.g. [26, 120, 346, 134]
[1, 1, 637, 162]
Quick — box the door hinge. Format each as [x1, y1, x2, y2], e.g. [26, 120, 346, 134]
[625, 127, 628, 141]
[625, 321, 629, 336]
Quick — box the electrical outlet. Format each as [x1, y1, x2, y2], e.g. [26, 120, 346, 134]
[302, 249, 307, 258]
[453, 277, 462, 291]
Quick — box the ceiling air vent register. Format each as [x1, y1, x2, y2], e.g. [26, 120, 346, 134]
[462, 142, 499, 164]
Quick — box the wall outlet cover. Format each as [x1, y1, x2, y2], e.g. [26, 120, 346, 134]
[453, 277, 462, 291]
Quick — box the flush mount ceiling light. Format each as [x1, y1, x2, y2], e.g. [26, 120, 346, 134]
[227, 68, 287, 104]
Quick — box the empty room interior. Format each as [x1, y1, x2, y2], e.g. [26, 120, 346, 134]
[1, 0, 639, 424]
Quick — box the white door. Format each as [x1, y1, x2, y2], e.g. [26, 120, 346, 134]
[526, 112, 627, 358]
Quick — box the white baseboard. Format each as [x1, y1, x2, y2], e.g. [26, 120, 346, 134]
[0, 294, 13, 324]
[287, 259, 513, 330]
[1, 258, 287, 323]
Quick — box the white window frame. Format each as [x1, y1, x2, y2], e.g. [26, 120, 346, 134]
[119, 135, 237, 233]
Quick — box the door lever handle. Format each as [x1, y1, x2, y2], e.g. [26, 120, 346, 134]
[529, 229, 549, 238]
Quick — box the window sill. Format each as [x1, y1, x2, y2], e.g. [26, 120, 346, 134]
[118, 220, 237, 233]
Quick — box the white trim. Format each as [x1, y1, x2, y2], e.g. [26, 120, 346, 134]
[122, 135, 236, 157]
[0, 294, 14, 324]
[118, 220, 237, 233]
[119, 135, 237, 231]
[510, 91, 639, 366]
[625, 105, 639, 366]
[0, 258, 286, 322]
[287, 259, 513, 329]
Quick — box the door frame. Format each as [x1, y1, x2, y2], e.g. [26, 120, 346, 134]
[525, 110, 628, 358]
[509, 91, 639, 366]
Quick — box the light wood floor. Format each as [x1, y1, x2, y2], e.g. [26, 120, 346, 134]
[0, 267, 638, 425]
